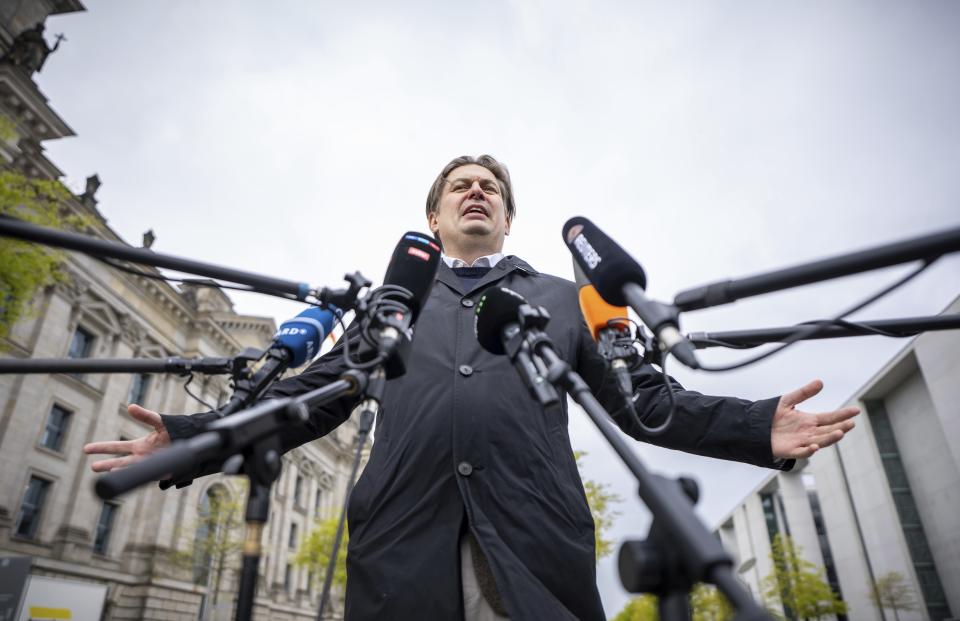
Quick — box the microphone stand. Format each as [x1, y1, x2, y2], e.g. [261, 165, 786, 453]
[314, 366, 384, 621]
[674, 225, 960, 312]
[687, 314, 960, 349]
[500, 304, 770, 621]
[0, 356, 237, 375]
[94, 370, 369, 621]
[0, 214, 366, 306]
[315, 322, 412, 620]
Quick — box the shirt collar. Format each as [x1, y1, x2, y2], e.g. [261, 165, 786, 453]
[441, 252, 505, 269]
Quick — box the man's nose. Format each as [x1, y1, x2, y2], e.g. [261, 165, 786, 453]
[466, 181, 485, 199]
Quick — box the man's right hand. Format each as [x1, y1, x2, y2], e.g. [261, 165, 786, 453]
[84, 404, 171, 472]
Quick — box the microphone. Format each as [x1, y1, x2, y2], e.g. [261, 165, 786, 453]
[572, 260, 637, 400]
[217, 305, 341, 417]
[475, 286, 528, 355]
[364, 232, 442, 357]
[563, 216, 699, 369]
[272, 305, 342, 367]
[475, 286, 560, 406]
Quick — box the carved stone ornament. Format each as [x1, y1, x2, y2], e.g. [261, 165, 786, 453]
[55, 267, 89, 304]
[117, 313, 146, 348]
[0, 22, 65, 76]
[79, 173, 101, 207]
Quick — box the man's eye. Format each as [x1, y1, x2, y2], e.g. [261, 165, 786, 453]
[482, 185, 500, 194]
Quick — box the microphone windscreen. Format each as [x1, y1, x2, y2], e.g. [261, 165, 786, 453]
[575, 259, 630, 340]
[474, 286, 528, 355]
[382, 232, 443, 320]
[275, 305, 342, 366]
[562, 216, 647, 307]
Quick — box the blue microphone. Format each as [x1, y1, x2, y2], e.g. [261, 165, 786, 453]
[273, 306, 342, 367]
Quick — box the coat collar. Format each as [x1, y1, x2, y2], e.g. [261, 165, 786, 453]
[436, 255, 539, 296]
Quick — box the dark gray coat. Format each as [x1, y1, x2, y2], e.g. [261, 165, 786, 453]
[165, 256, 786, 620]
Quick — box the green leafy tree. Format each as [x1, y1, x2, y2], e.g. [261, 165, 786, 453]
[612, 584, 734, 621]
[612, 593, 659, 621]
[574, 450, 622, 560]
[691, 583, 735, 621]
[868, 571, 919, 621]
[171, 484, 246, 610]
[762, 534, 846, 620]
[295, 516, 348, 590]
[0, 165, 86, 342]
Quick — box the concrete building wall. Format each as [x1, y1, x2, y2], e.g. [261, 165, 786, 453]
[718, 296, 959, 621]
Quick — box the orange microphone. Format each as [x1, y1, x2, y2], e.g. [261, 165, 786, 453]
[573, 261, 637, 399]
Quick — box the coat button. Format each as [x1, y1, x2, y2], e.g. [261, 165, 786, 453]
[457, 462, 473, 477]
[461, 298, 474, 308]
[459, 365, 473, 377]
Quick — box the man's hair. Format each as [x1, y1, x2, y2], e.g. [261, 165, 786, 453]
[425, 154, 516, 222]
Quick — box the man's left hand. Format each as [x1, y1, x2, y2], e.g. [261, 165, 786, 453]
[771, 379, 859, 460]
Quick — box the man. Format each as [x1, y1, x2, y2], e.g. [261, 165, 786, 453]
[85, 154, 858, 620]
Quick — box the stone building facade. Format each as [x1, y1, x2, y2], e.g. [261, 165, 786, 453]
[716, 296, 959, 621]
[1, 4, 358, 619]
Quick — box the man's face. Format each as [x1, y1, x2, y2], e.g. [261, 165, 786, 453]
[429, 164, 511, 252]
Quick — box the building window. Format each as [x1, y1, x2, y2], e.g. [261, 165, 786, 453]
[288, 522, 299, 549]
[193, 486, 229, 585]
[294, 474, 304, 508]
[314, 488, 323, 515]
[40, 404, 72, 451]
[128, 373, 150, 405]
[15, 476, 51, 539]
[866, 400, 952, 620]
[93, 502, 119, 555]
[68, 325, 94, 359]
[760, 493, 779, 543]
[284, 563, 293, 594]
[807, 489, 845, 619]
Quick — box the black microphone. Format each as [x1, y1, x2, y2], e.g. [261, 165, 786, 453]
[475, 286, 560, 406]
[563, 217, 699, 369]
[475, 286, 528, 355]
[364, 232, 443, 357]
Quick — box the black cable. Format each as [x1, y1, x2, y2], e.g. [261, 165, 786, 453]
[183, 373, 216, 410]
[96, 256, 305, 301]
[620, 354, 677, 437]
[696, 258, 936, 372]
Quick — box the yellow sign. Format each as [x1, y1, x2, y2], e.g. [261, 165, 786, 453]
[27, 607, 72, 619]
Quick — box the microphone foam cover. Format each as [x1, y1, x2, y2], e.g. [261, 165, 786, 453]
[382, 232, 443, 320]
[572, 259, 630, 339]
[275, 305, 342, 366]
[562, 216, 647, 307]
[474, 286, 528, 355]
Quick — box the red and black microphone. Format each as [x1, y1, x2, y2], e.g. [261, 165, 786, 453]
[366, 232, 443, 357]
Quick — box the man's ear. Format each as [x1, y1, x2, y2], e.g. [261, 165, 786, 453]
[505, 217, 512, 236]
[427, 212, 438, 235]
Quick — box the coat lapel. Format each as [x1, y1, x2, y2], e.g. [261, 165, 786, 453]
[436, 256, 540, 297]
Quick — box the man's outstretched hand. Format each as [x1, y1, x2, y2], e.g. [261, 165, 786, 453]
[771, 379, 859, 460]
[84, 404, 171, 472]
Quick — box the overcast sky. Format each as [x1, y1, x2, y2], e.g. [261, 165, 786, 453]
[40, 1, 960, 616]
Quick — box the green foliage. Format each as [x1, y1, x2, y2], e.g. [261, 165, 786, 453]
[295, 516, 349, 589]
[170, 484, 246, 602]
[691, 583, 735, 621]
[0, 114, 17, 142]
[612, 585, 734, 621]
[612, 593, 659, 621]
[0, 168, 86, 342]
[574, 450, 622, 560]
[762, 534, 846, 620]
[868, 571, 918, 621]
